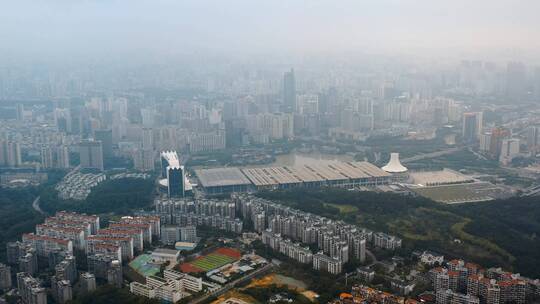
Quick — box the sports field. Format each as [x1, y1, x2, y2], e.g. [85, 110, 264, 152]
[180, 248, 241, 273]
[129, 254, 161, 277]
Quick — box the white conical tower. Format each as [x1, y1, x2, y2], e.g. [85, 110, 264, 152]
[382, 153, 408, 173]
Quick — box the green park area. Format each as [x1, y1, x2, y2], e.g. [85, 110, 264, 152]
[258, 188, 540, 278]
[39, 177, 155, 215]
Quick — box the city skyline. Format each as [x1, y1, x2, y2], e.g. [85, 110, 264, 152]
[0, 2, 539, 304]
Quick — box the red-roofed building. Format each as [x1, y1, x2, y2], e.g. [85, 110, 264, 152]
[109, 222, 152, 243]
[36, 224, 86, 250]
[447, 259, 464, 271]
[467, 274, 481, 296]
[448, 271, 460, 292]
[22, 233, 73, 257]
[98, 228, 144, 251]
[54, 211, 100, 234]
[499, 280, 526, 304]
[86, 235, 134, 260]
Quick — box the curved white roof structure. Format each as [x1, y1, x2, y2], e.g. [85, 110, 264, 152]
[382, 153, 408, 173]
[160, 151, 181, 168]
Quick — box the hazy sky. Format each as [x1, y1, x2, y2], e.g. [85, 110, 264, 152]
[2, 0, 540, 62]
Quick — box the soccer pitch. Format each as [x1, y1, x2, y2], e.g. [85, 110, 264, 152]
[179, 247, 242, 273]
[190, 253, 236, 271]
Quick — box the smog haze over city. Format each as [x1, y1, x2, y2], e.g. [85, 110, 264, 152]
[1, 1, 540, 304]
[2, 1, 540, 61]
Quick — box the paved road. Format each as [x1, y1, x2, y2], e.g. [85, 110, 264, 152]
[468, 147, 488, 161]
[365, 248, 378, 267]
[190, 263, 274, 304]
[523, 186, 540, 197]
[32, 196, 45, 215]
[401, 147, 462, 163]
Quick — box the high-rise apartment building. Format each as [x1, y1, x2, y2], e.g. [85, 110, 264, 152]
[16, 104, 25, 121]
[133, 149, 155, 172]
[499, 138, 520, 164]
[0, 263, 11, 291]
[489, 127, 510, 159]
[41, 145, 70, 169]
[142, 127, 154, 150]
[505, 62, 527, 101]
[79, 140, 104, 171]
[534, 67, 540, 101]
[462, 112, 483, 143]
[94, 129, 113, 159]
[16, 273, 47, 304]
[80, 272, 96, 294]
[527, 125, 540, 153]
[0, 140, 22, 167]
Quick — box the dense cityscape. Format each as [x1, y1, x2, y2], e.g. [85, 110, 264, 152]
[1, 1, 540, 304]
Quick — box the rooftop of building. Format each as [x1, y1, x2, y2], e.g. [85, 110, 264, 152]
[161, 151, 181, 168]
[152, 248, 180, 255]
[195, 167, 252, 188]
[409, 169, 474, 186]
[242, 161, 390, 186]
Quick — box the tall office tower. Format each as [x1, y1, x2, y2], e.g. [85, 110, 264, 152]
[489, 127, 511, 159]
[94, 129, 113, 159]
[499, 138, 520, 164]
[527, 125, 540, 153]
[160, 151, 185, 197]
[505, 62, 527, 101]
[283, 68, 296, 113]
[462, 112, 483, 143]
[79, 140, 104, 171]
[0, 263, 11, 291]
